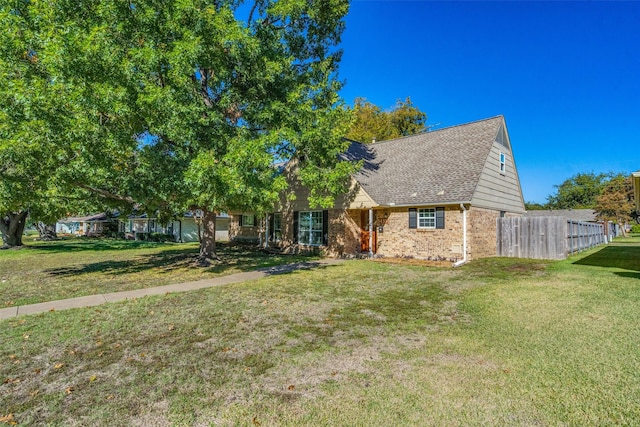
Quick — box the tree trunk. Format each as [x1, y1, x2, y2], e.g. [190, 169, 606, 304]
[196, 208, 219, 266]
[35, 222, 58, 240]
[0, 211, 29, 248]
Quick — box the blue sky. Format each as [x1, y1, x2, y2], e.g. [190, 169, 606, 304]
[338, 1, 640, 204]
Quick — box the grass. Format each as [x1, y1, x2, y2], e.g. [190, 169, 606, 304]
[0, 237, 318, 306]
[2, 237, 640, 425]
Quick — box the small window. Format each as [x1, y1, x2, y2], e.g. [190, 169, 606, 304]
[499, 152, 506, 175]
[242, 213, 255, 227]
[418, 208, 435, 229]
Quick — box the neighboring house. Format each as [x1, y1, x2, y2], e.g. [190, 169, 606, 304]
[230, 115, 526, 262]
[56, 212, 119, 236]
[57, 211, 230, 242]
[632, 171, 640, 214]
[524, 209, 599, 222]
[121, 212, 230, 242]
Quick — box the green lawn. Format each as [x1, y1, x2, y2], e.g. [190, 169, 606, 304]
[0, 238, 317, 306]
[2, 237, 640, 425]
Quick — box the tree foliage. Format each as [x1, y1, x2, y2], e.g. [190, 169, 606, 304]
[594, 174, 634, 235]
[546, 172, 612, 210]
[345, 97, 427, 143]
[0, 0, 354, 258]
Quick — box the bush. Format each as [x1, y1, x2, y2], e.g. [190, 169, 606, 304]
[148, 232, 176, 242]
[631, 224, 640, 234]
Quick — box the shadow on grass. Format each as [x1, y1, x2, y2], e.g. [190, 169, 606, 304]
[27, 238, 179, 253]
[43, 243, 319, 278]
[573, 245, 640, 272]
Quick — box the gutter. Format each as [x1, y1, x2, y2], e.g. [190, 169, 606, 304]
[453, 203, 468, 267]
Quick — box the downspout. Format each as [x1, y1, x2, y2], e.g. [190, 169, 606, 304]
[453, 204, 467, 267]
[368, 208, 374, 258]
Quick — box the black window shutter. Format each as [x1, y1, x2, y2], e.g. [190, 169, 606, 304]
[322, 210, 329, 246]
[269, 214, 275, 241]
[408, 208, 417, 229]
[238, 214, 243, 227]
[253, 215, 258, 227]
[436, 207, 445, 229]
[293, 211, 299, 243]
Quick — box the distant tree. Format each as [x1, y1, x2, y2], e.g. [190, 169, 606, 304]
[546, 172, 611, 209]
[525, 201, 548, 210]
[594, 174, 634, 237]
[346, 97, 427, 143]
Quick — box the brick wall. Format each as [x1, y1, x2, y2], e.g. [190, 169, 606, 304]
[375, 206, 464, 261]
[229, 214, 261, 243]
[467, 207, 521, 260]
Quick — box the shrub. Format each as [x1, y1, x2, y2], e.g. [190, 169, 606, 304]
[148, 232, 176, 242]
[631, 224, 640, 234]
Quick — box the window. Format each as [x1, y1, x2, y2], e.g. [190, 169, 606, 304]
[242, 213, 255, 227]
[418, 208, 435, 229]
[499, 152, 506, 175]
[273, 213, 282, 241]
[298, 211, 323, 246]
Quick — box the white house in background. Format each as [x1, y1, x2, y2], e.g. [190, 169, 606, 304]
[121, 212, 230, 242]
[57, 211, 230, 242]
[56, 212, 119, 236]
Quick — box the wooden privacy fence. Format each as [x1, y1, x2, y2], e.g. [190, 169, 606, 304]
[496, 216, 606, 260]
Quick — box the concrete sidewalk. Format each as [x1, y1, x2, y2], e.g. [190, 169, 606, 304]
[0, 258, 344, 320]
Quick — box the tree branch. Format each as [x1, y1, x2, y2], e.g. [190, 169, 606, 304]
[75, 183, 137, 204]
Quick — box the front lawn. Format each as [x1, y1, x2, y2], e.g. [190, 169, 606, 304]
[0, 238, 317, 306]
[2, 238, 640, 425]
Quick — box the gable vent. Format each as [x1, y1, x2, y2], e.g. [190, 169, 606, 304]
[495, 124, 508, 148]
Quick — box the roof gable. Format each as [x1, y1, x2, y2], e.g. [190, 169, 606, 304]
[349, 116, 507, 206]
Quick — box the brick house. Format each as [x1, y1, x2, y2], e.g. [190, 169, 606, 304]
[230, 115, 526, 263]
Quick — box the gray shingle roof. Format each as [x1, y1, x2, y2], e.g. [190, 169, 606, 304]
[346, 116, 504, 206]
[524, 209, 597, 222]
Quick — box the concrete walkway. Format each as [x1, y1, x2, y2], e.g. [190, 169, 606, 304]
[0, 258, 344, 320]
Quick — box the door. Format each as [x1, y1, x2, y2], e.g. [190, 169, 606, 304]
[360, 210, 377, 253]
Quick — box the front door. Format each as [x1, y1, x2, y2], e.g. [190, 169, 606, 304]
[360, 211, 377, 253]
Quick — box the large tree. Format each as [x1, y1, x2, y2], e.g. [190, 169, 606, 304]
[345, 97, 427, 143]
[546, 172, 612, 210]
[1, 0, 354, 261]
[594, 174, 634, 236]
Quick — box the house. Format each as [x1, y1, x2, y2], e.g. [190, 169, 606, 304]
[230, 115, 526, 263]
[524, 209, 599, 222]
[121, 212, 230, 242]
[57, 211, 230, 242]
[56, 212, 119, 236]
[632, 171, 640, 214]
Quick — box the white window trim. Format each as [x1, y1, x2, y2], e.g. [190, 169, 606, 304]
[273, 212, 282, 242]
[418, 208, 436, 229]
[499, 152, 506, 175]
[298, 210, 323, 246]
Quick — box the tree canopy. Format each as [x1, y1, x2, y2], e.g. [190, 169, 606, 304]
[345, 97, 427, 143]
[0, 0, 354, 259]
[595, 174, 635, 234]
[546, 172, 612, 210]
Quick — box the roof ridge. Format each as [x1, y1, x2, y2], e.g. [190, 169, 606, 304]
[367, 115, 505, 146]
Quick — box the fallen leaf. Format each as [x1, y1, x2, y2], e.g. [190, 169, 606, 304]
[287, 385, 295, 391]
[34, 368, 41, 374]
[106, 394, 114, 400]
[252, 416, 261, 426]
[113, 343, 121, 349]
[22, 334, 29, 340]
[49, 308, 55, 312]
[168, 324, 175, 331]
[4, 301, 14, 306]
[89, 375, 97, 382]
[0, 413, 15, 423]
[65, 387, 74, 394]
[30, 390, 39, 397]
[54, 363, 64, 369]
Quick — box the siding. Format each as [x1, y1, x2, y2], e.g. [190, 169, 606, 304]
[471, 141, 525, 213]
